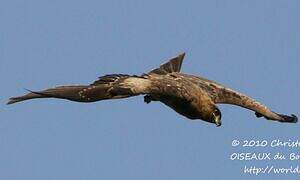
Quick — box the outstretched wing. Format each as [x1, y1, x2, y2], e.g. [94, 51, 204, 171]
[179, 74, 297, 123]
[7, 74, 152, 105]
[7, 53, 184, 105]
[148, 53, 185, 75]
[212, 86, 297, 123]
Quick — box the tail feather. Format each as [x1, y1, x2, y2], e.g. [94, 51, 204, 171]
[149, 53, 185, 75]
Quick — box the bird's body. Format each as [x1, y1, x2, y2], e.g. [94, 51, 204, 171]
[8, 53, 297, 126]
[145, 72, 215, 121]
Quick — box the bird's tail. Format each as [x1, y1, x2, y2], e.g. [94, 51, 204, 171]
[7, 85, 112, 105]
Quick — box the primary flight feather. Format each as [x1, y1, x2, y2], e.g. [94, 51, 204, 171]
[7, 53, 298, 126]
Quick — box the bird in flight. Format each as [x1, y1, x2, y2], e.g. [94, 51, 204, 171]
[7, 53, 297, 126]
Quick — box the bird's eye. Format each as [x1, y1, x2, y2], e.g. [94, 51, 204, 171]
[214, 109, 219, 115]
[213, 108, 221, 118]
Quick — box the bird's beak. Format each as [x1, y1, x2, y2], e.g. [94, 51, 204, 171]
[213, 114, 222, 127]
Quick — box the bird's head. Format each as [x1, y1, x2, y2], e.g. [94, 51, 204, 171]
[199, 104, 222, 127]
[208, 106, 222, 127]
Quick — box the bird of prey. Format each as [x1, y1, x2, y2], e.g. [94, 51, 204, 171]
[7, 53, 297, 126]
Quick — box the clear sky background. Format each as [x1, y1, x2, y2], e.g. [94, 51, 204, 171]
[1, 0, 300, 179]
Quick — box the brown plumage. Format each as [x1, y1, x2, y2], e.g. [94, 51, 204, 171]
[7, 53, 297, 126]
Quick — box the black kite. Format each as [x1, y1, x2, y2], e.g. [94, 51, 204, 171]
[7, 53, 298, 126]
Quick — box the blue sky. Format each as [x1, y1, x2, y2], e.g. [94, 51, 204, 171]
[1, 0, 300, 179]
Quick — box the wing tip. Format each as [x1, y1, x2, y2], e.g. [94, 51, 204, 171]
[278, 114, 298, 123]
[6, 97, 21, 105]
